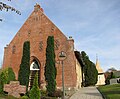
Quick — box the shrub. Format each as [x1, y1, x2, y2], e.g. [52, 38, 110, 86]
[8, 68, 16, 83]
[21, 95, 29, 99]
[110, 72, 116, 78]
[0, 67, 15, 93]
[81, 51, 98, 86]
[18, 41, 30, 90]
[29, 72, 40, 99]
[105, 72, 117, 85]
[0, 74, 4, 93]
[44, 36, 57, 96]
[105, 76, 110, 85]
[41, 90, 47, 97]
[53, 90, 62, 97]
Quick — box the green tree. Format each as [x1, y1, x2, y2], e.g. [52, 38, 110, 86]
[105, 72, 116, 85]
[29, 72, 40, 99]
[44, 36, 57, 96]
[18, 41, 30, 90]
[81, 51, 98, 86]
[8, 67, 16, 83]
[105, 75, 111, 85]
[110, 72, 116, 78]
[0, 67, 15, 93]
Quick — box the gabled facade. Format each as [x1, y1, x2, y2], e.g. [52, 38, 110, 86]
[2, 4, 83, 90]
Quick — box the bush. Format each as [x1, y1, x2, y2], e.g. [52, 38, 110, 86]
[8, 68, 16, 83]
[29, 72, 40, 99]
[105, 75, 111, 85]
[105, 72, 117, 85]
[41, 90, 47, 97]
[81, 51, 98, 86]
[21, 95, 29, 99]
[18, 41, 30, 90]
[0, 67, 15, 93]
[53, 90, 62, 97]
[0, 76, 4, 93]
[41, 90, 62, 99]
[44, 36, 57, 96]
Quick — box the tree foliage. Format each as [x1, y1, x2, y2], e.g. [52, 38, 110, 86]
[105, 72, 116, 85]
[0, 67, 15, 93]
[106, 67, 117, 73]
[0, 0, 21, 21]
[29, 72, 41, 99]
[18, 41, 30, 90]
[81, 51, 98, 86]
[105, 75, 110, 85]
[44, 36, 57, 96]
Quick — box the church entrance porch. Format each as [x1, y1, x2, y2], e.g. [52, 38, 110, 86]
[28, 58, 40, 90]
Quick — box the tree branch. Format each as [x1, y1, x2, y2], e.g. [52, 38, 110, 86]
[0, 0, 21, 22]
[0, 2, 21, 15]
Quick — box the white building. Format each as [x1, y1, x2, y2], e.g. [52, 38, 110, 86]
[96, 56, 105, 85]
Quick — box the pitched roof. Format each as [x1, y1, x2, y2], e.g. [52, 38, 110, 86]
[96, 58, 104, 73]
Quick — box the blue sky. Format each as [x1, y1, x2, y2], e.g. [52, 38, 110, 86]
[0, 0, 120, 71]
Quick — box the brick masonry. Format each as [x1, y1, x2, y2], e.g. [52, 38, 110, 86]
[4, 81, 26, 98]
[2, 4, 78, 89]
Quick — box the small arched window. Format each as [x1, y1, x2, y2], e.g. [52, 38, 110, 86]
[54, 39, 60, 50]
[39, 41, 43, 51]
[12, 45, 16, 54]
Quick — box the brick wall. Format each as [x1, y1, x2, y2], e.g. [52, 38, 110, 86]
[2, 4, 77, 89]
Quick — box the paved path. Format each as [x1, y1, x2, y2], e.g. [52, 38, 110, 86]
[69, 87, 103, 99]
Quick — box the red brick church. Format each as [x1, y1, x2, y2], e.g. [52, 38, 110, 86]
[2, 4, 83, 90]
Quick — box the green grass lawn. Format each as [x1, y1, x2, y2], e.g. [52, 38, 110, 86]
[98, 84, 120, 99]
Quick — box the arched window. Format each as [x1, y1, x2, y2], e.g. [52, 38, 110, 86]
[30, 60, 40, 70]
[12, 45, 16, 54]
[54, 39, 60, 50]
[39, 41, 43, 51]
[29, 59, 40, 89]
